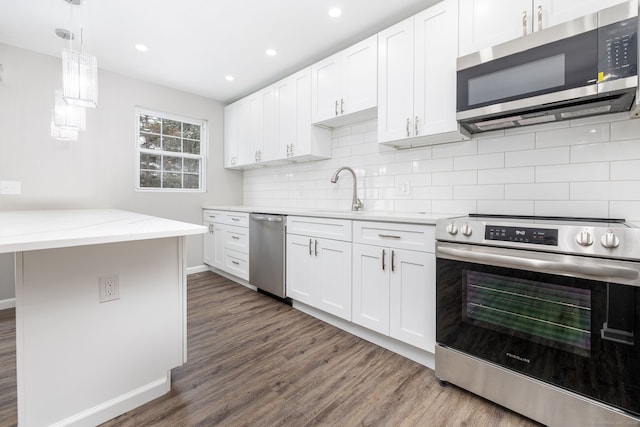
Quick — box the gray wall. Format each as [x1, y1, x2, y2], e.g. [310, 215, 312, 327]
[0, 43, 243, 299]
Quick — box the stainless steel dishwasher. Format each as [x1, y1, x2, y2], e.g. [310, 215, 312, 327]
[249, 213, 287, 299]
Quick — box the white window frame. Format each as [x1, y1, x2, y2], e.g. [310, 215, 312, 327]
[135, 107, 207, 192]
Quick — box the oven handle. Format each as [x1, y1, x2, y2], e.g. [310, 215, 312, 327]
[437, 246, 640, 281]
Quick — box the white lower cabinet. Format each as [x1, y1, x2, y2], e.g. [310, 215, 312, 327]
[203, 210, 249, 280]
[352, 221, 436, 352]
[286, 217, 352, 321]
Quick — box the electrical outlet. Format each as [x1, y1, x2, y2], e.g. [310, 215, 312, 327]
[99, 275, 120, 303]
[0, 180, 21, 195]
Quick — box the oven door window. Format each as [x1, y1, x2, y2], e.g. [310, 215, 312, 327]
[464, 270, 591, 357]
[436, 257, 640, 416]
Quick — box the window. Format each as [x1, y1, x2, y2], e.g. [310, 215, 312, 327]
[136, 108, 206, 191]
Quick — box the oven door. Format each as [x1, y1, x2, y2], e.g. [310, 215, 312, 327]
[436, 242, 640, 416]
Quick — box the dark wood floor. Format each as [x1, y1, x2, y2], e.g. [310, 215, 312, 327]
[0, 271, 542, 426]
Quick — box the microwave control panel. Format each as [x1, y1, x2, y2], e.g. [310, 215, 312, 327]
[598, 16, 638, 81]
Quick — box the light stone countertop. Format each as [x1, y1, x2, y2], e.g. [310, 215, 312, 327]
[0, 209, 207, 253]
[202, 205, 462, 225]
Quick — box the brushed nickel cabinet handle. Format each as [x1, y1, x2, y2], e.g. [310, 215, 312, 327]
[522, 11, 527, 36]
[382, 249, 386, 271]
[415, 116, 419, 136]
[406, 118, 410, 137]
[231, 235, 240, 240]
[391, 250, 396, 272]
[378, 234, 401, 239]
[335, 100, 339, 116]
[231, 260, 240, 265]
[314, 239, 319, 257]
[537, 5, 542, 31]
[341, 98, 344, 115]
[309, 238, 313, 256]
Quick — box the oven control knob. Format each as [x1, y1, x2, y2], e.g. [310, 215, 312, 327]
[600, 230, 620, 249]
[446, 222, 458, 235]
[576, 229, 593, 247]
[461, 223, 473, 237]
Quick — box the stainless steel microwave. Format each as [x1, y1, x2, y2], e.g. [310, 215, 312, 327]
[456, 1, 639, 133]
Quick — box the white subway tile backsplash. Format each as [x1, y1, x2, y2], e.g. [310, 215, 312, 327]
[506, 147, 570, 167]
[454, 153, 504, 171]
[611, 160, 640, 180]
[477, 133, 535, 154]
[505, 183, 569, 200]
[571, 139, 640, 163]
[432, 170, 477, 186]
[535, 124, 609, 148]
[242, 116, 640, 220]
[479, 167, 534, 184]
[536, 162, 609, 183]
[535, 201, 609, 218]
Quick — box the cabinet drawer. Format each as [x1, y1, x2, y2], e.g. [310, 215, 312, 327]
[224, 225, 249, 253]
[203, 209, 225, 223]
[224, 249, 249, 281]
[286, 216, 352, 241]
[353, 221, 435, 252]
[225, 211, 249, 227]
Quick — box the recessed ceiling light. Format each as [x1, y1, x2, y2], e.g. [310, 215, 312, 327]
[135, 44, 148, 52]
[225, 75, 235, 81]
[328, 7, 342, 17]
[265, 49, 277, 56]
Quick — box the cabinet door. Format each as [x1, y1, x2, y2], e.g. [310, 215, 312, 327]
[286, 234, 316, 304]
[414, 0, 458, 137]
[236, 98, 252, 167]
[352, 243, 390, 335]
[275, 74, 295, 160]
[458, 0, 532, 57]
[389, 250, 435, 352]
[223, 103, 240, 168]
[316, 238, 352, 321]
[535, 0, 627, 31]
[212, 223, 225, 270]
[248, 93, 263, 164]
[311, 53, 341, 123]
[292, 67, 313, 158]
[260, 85, 276, 162]
[341, 35, 378, 116]
[203, 222, 214, 265]
[377, 17, 415, 143]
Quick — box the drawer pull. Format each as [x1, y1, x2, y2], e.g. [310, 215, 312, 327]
[382, 249, 386, 271]
[231, 217, 240, 221]
[231, 235, 240, 240]
[231, 260, 240, 265]
[391, 250, 396, 272]
[378, 234, 401, 239]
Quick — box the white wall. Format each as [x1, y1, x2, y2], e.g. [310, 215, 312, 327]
[244, 114, 640, 220]
[0, 43, 243, 298]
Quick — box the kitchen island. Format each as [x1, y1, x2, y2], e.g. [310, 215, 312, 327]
[0, 209, 206, 427]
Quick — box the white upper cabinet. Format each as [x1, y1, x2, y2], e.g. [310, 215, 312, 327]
[459, 0, 628, 57]
[223, 101, 241, 168]
[378, 0, 468, 148]
[311, 35, 378, 128]
[275, 67, 331, 162]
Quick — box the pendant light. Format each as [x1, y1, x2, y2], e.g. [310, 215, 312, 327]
[59, 0, 98, 108]
[53, 88, 86, 130]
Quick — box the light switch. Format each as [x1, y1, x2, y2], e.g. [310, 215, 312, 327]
[0, 181, 21, 195]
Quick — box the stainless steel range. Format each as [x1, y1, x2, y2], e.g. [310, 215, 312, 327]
[435, 214, 640, 427]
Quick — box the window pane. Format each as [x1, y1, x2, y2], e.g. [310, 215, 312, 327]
[184, 158, 199, 173]
[163, 156, 182, 172]
[139, 132, 161, 150]
[139, 115, 161, 134]
[163, 172, 182, 188]
[184, 173, 199, 189]
[183, 123, 200, 140]
[140, 170, 161, 187]
[163, 136, 182, 152]
[163, 119, 181, 137]
[183, 139, 200, 155]
[140, 153, 161, 170]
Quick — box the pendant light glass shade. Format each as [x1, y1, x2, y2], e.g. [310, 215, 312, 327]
[62, 49, 98, 108]
[51, 119, 78, 141]
[54, 89, 86, 130]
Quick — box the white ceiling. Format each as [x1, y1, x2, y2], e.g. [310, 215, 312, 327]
[0, 0, 439, 103]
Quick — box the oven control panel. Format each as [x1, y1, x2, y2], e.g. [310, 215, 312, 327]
[485, 225, 558, 246]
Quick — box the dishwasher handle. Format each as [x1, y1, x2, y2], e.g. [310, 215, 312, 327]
[251, 214, 284, 223]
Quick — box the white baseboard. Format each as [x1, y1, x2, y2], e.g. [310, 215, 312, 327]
[186, 264, 209, 275]
[293, 301, 435, 370]
[0, 298, 15, 310]
[50, 373, 171, 427]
